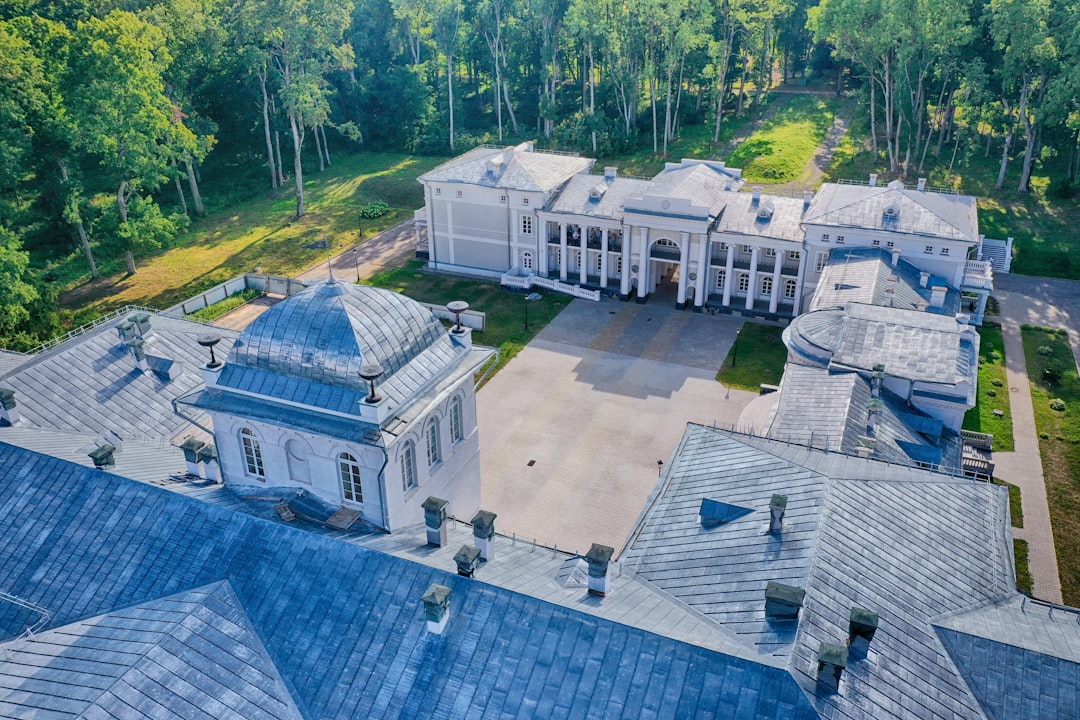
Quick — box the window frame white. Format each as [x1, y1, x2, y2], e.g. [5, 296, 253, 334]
[339, 452, 363, 504]
[240, 428, 265, 479]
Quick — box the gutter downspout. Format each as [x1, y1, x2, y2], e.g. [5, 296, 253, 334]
[375, 434, 391, 533]
[171, 396, 216, 436]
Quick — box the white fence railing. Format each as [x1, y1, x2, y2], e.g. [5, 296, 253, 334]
[501, 270, 601, 301]
[162, 273, 309, 318]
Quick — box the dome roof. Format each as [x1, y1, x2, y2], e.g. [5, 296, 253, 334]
[227, 280, 446, 389]
[782, 309, 845, 368]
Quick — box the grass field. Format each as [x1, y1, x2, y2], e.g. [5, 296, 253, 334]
[715, 322, 787, 392]
[54, 152, 447, 325]
[185, 288, 260, 323]
[365, 261, 566, 380]
[727, 95, 840, 184]
[1020, 325, 1080, 604]
[962, 325, 1015, 451]
[1014, 539, 1033, 595]
[825, 111, 1080, 280]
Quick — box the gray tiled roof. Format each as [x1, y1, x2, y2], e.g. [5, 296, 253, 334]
[418, 144, 593, 192]
[0, 580, 302, 719]
[805, 183, 979, 243]
[0, 444, 819, 720]
[810, 247, 961, 315]
[624, 424, 1025, 720]
[545, 173, 652, 220]
[625, 162, 743, 217]
[0, 314, 237, 441]
[933, 594, 1080, 665]
[715, 192, 806, 242]
[766, 365, 963, 475]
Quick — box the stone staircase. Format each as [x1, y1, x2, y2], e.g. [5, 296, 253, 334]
[979, 237, 1013, 274]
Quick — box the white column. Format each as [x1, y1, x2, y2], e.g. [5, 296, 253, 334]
[746, 247, 759, 310]
[446, 202, 456, 265]
[620, 225, 632, 296]
[694, 235, 709, 309]
[722, 244, 735, 306]
[793, 251, 807, 315]
[769, 251, 783, 314]
[559, 223, 568, 282]
[676, 232, 690, 306]
[600, 227, 609, 289]
[579, 226, 588, 285]
[637, 227, 650, 299]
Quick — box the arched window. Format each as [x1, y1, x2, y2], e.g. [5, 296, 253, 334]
[760, 276, 773, 296]
[784, 279, 797, 299]
[449, 397, 463, 444]
[425, 419, 441, 466]
[339, 452, 363, 503]
[522, 251, 533, 270]
[240, 428, 264, 478]
[401, 441, 417, 493]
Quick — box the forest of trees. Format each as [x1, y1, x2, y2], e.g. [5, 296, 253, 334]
[1, 0, 1079, 348]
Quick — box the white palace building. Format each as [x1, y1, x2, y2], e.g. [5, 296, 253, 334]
[416, 142, 1000, 324]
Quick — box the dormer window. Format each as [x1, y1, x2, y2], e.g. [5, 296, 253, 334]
[756, 200, 775, 221]
[589, 183, 608, 201]
[883, 205, 899, 222]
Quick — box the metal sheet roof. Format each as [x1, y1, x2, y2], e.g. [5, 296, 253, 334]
[805, 183, 979, 243]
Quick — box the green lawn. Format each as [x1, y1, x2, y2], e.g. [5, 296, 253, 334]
[185, 288, 260, 323]
[54, 152, 447, 325]
[1020, 325, 1080, 604]
[715, 322, 787, 392]
[365, 261, 566, 380]
[727, 95, 841, 184]
[962, 324, 1015, 451]
[1014, 538, 1033, 596]
[825, 111, 1080, 280]
[993, 478, 1024, 528]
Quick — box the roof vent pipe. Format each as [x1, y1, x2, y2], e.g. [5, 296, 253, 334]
[131, 312, 152, 337]
[421, 584, 452, 635]
[471, 510, 497, 561]
[751, 186, 762, 205]
[117, 320, 138, 346]
[919, 271, 930, 288]
[817, 642, 848, 693]
[423, 497, 450, 547]
[764, 582, 805, 619]
[198, 444, 219, 483]
[604, 166, 617, 180]
[891, 248, 901, 267]
[128, 337, 148, 372]
[88, 443, 117, 469]
[869, 174, 878, 187]
[767, 494, 787, 534]
[585, 543, 615, 597]
[0, 388, 20, 425]
[180, 438, 206, 477]
[930, 286, 947, 308]
[917, 178, 927, 191]
[454, 545, 481, 577]
[803, 190, 813, 209]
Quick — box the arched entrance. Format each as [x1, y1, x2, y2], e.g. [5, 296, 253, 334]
[648, 238, 682, 304]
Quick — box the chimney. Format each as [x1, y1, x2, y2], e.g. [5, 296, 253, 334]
[454, 545, 481, 577]
[585, 543, 615, 597]
[816, 642, 848, 693]
[128, 337, 149, 372]
[803, 190, 813, 209]
[848, 606, 879, 656]
[917, 177, 927, 191]
[868, 173, 878, 187]
[854, 437, 876, 458]
[930, 286, 947, 308]
[198, 444, 220, 482]
[180, 437, 206, 477]
[88, 443, 116, 469]
[767, 494, 787, 534]
[422, 496, 450, 547]
[871, 364, 885, 397]
[525, 140, 535, 152]
[604, 166, 617, 180]
[918, 271, 929, 288]
[751, 186, 762, 205]
[764, 581, 805, 619]
[0, 388, 20, 425]
[131, 312, 152, 337]
[471, 510, 497, 561]
[891, 248, 901, 267]
[117, 320, 138, 346]
[421, 583, 452, 635]
[867, 398, 883, 433]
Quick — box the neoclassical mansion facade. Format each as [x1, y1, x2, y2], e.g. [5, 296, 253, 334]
[417, 142, 995, 323]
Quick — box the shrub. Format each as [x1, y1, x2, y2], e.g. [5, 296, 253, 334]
[992, 379, 1003, 387]
[1037, 345, 1055, 357]
[987, 389, 997, 397]
[1044, 365, 1062, 383]
[359, 201, 390, 219]
[1050, 398, 1067, 411]
[1040, 432, 1050, 439]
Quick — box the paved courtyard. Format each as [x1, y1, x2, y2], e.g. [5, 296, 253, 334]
[477, 299, 754, 557]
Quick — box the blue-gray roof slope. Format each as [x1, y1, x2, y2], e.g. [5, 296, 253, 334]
[0, 444, 817, 720]
[810, 247, 961, 315]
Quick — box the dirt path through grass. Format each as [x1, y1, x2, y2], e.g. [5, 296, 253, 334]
[771, 96, 856, 192]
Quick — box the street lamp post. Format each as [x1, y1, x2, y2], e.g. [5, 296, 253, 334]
[524, 292, 542, 330]
[732, 326, 742, 367]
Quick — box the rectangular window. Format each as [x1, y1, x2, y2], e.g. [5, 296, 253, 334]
[924, 245, 934, 254]
[787, 251, 800, 261]
[760, 276, 773, 296]
[521, 215, 533, 235]
[764, 247, 776, 257]
[940, 247, 950, 255]
[499, 195, 507, 203]
[456, 190, 462, 198]
[715, 270, 726, 289]
[595, 254, 603, 272]
[719, 242, 729, 251]
[435, 188, 441, 195]
[822, 234, 830, 242]
[522, 198, 529, 205]
[872, 239, 881, 247]
[741, 245, 752, 254]
[738, 274, 749, 292]
[836, 236, 845, 244]
[616, 256, 623, 275]
[886, 241, 895, 249]
[816, 252, 829, 272]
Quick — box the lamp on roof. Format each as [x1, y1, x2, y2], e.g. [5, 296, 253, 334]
[359, 363, 385, 404]
[447, 300, 469, 334]
[196, 334, 223, 369]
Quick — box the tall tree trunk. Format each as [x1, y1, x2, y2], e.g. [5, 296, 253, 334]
[1017, 77, 1044, 192]
[651, 70, 658, 154]
[59, 160, 97, 279]
[185, 160, 204, 216]
[588, 42, 596, 154]
[259, 71, 278, 189]
[663, 57, 675, 157]
[713, 30, 733, 143]
[289, 111, 305, 217]
[736, 63, 748, 117]
[320, 124, 332, 166]
[447, 53, 456, 150]
[934, 89, 953, 159]
[173, 166, 188, 216]
[313, 122, 326, 172]
[502, 79, 518, 134]
[119, 180, 136, 275]
[996, 130, 1013, 190]
[274, 129, 285, 185]
[672, 55, 685, 141]
[870, 77, 878, 158]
